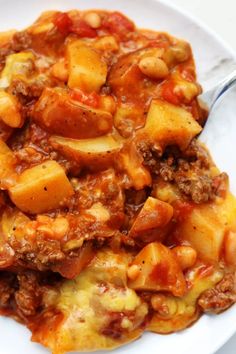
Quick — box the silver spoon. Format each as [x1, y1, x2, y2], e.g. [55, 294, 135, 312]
[198, 71, 236, 194]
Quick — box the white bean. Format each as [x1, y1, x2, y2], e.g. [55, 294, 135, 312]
[138, 57, 169, 80]
[172, 246, 197, 270]
[84, 12, 101, 29]
[171, 41, 191, 62]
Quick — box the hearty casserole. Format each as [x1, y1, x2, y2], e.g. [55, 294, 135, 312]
[0, 9, 236, 354]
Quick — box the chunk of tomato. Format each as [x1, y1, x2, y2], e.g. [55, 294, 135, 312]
[161, 81, 181, 105]
[53, 12, 73, 35]
[71, 18, 97, 38]
[53, 13, 97, 38]
[102, 12, 135, 38]
[70, 89, 100, 108]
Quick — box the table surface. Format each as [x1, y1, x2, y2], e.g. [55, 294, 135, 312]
[168, 1, 236, 353]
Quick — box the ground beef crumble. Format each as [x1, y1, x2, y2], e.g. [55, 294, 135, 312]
[11, 31, 32, 52]
[137, 138, 225, 204]
[174, 172, 214, 203]
[198, 273, 236, 314]
[15, 271, 42, 317]
[0, 273, 16, 308]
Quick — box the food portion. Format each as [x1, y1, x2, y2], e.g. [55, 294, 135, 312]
[0, 8, 235, 354]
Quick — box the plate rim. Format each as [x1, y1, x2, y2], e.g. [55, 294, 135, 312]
[0, 1, 236, 354]
[158, 0, 236, 60]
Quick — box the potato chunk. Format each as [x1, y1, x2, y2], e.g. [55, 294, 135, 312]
[50, 134, 122, 170]
[118, 141, 151, 190]
[0, 139, 17, 189]
[129, 197, 173, 239]
[33, 88, 113, 139]
[128, 242, 186, 296]
[176, 192, 236, 262]
[9, 160, 74, 214]
[52, 243, 95, 279]
[0, 90, 23, 128]
[67, 41, 107, 92]
[1, 207, 30, 242]
[143, 99, 202, 150]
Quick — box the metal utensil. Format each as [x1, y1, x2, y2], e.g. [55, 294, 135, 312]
[199, 71, 236, 193]
[199, 70, 236, 110]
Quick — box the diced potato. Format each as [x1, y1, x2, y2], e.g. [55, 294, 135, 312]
[143, 99, 202, 150]
[128, 242, 186, 296]
[153, 180, 180, 204]
[94, 36, 119, 52]
[52, 243, 95, 279]
[0, 90, 23, 128]
[129, 197, 173, 238]
[33, 88, 113, 139]
[50, 134, 122, 170]
[0, 139, 17, 189]
[51, 59, 69, 82]
[149, 265, 223, 333]
[0, 30, 16, 46]
[119, 141, 151, 190]
[1, 207, 30, 241]
[30, 22, 54, 35]
[9, 160, 74, 214]
[0, 52, 34, 89]
[176, 192, 236, 262]
[67, 41, 107, 92]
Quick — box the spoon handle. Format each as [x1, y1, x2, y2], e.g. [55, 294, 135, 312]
[199, 70, 236, 109]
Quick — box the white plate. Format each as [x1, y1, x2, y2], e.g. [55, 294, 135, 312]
[0, 1, 236, 354]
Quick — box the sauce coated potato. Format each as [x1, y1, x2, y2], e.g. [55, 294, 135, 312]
[0, 91, 23, 128]
[142, 99, 202, 150]
[67, 41, 107, 92]
[128, 242, 186, 296]
[176, 192, 236, 262]
[0, 140, 17, 189]
[50, 134, 123, 170]
[9, 160, 74, 214]
[129, 197, 173, 239]
[33, 88, 113, 139]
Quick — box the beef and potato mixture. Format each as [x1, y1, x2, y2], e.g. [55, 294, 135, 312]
[0, 9, 236, 354]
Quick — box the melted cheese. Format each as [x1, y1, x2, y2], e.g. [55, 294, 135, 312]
[41, 250, 147, 354]
[148, 266, 224, 334]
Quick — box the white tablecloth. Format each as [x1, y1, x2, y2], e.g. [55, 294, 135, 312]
[168, 1, 236, 353]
